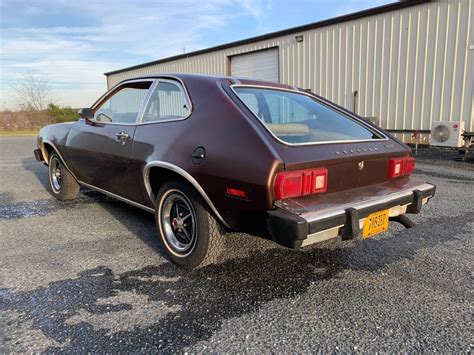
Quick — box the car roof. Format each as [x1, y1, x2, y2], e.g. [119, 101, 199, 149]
[117, 73, 296, 91]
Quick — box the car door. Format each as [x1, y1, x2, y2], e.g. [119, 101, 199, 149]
[66, 79, 154, 202]
[131, 79, 193, 206]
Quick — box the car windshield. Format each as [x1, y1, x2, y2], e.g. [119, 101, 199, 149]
[233, 87, 383, 144]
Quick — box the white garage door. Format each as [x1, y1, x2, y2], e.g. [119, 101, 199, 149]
[231, 48, 279, 83]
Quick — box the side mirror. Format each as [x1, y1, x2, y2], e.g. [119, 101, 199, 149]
[78, 108, 94, 121]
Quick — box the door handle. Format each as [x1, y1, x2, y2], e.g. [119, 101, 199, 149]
[115, 131, 131, 144]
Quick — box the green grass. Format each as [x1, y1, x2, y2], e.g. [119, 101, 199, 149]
[0, 130, 39, 136]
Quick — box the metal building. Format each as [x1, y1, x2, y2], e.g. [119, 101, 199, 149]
[105, 0, 474, 141]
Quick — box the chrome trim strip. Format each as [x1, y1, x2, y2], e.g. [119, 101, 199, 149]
[143, 161, 230, 228]
[301, 226, 341, 247]
[41, 140, 78, 180]
[136, 79, 159, 123]
[301, 183, 434, 224]
[77, 118, 138, 126]
[78, 180, 155, 214]
[131, 116, 189, 126]
[229, 84, 389, 147]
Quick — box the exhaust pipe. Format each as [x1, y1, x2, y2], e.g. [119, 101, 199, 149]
[390, 214, 415, 229]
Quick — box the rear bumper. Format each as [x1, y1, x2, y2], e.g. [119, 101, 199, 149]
[267, 177, 436, 249]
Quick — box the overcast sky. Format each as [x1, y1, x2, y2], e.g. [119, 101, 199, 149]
[0, 0, 393, 110]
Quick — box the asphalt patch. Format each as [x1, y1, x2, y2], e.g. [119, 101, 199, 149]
[1, 211, 472, 352]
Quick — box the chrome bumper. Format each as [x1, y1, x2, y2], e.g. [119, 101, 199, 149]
[267, 177, 436, 248]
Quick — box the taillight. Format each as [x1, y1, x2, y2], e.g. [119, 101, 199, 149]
[226, 187, 249, 199]
[274, 168, 328, 200]
[405, 157, 415, 175]
[388, 158, 405, 178]
[388, 157, 416, 178]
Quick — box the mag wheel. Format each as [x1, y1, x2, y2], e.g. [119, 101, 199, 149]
[48, 153, 79, 200]
[156, 181, 224, 269]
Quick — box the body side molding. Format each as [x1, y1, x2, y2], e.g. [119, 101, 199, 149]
[78, 180, 155, 214]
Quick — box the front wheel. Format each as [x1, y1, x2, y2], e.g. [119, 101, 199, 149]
[155, 181, 225, 269]
[48, 153, 80, 200]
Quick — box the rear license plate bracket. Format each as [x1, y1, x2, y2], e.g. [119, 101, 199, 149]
[363, 209, 389, 238]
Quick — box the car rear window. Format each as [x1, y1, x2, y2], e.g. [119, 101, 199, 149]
[233, 87, 384, 144]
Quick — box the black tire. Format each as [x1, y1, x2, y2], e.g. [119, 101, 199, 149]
[48, 153, 80, 200]
[155, 180, 225, 269]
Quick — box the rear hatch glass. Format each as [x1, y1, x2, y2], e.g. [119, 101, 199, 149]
[233, 86, 384, 145]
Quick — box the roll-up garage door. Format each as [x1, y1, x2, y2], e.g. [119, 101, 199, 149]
[230, 48, 279, 83]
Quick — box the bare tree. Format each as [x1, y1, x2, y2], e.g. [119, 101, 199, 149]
[10, 71, 54, 110]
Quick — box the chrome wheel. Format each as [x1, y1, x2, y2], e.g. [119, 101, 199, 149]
[50, 156, 62, 192]
[160, 190, 197, 256]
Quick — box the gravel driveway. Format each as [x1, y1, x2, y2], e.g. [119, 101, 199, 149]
[0, 136, 472, 352]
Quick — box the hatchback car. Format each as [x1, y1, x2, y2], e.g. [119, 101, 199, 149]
[35, 74, 435, 269]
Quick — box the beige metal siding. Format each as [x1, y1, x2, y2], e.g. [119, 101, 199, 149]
[107, 0, 473, 137]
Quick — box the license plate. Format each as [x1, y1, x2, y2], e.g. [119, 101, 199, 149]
[363, 210, 389, 239]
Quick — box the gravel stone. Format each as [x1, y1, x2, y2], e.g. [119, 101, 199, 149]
[0, 137, 472, 352]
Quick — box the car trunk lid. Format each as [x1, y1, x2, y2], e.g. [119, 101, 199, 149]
[274, 139, 410, 195]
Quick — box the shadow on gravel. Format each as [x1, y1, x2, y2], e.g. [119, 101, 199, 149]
[1, 211, 473, 352]
[0, 246, 347, 352]
[0, 192, 15, 206]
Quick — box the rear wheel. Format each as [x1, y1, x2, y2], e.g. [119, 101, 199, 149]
[156, 180, 225, 269]
[48, 153, 80, 200]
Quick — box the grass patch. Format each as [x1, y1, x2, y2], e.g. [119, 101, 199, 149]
[0, 130, 39, 136]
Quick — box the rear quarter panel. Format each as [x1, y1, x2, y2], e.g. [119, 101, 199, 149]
[225, 82, 412, 197]
[131, 76, 281, 230]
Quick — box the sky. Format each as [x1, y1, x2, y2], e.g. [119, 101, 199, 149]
[0, 0, 393, 110]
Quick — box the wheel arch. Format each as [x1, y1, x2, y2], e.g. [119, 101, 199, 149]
[41, 141, 54, 163]
[144, 161, 230, 229]
[40, 140, 78, 180]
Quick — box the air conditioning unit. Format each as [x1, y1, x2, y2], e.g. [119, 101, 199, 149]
[430, 121, 465, 147]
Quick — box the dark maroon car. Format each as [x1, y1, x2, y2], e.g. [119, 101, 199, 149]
[35, 74, 435, 269]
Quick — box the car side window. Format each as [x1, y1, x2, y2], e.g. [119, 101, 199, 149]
[142, 81, 189, 122]
[94, 81, 152, 123]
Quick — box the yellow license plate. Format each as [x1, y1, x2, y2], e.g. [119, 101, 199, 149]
[363, 210, 389, 239]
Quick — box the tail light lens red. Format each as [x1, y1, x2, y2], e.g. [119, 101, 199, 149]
[226, 187, 249, 199]
[405, 157, 416, 175]
[388, 157, 415, 178]
[274, 168, 328, 200]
